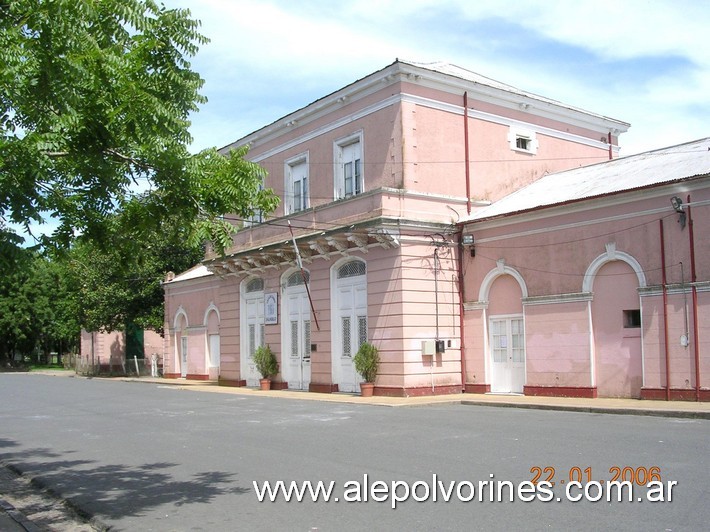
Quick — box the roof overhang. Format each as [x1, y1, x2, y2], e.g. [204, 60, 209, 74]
[204, 225, 399, 277]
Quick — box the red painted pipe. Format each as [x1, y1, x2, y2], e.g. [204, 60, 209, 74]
[687, 195, 700, 401]
[456, 229, 468, 392]
[660, 219, 671, 401]
[608, 131, 613, 160]
[464, 92, 471, 215]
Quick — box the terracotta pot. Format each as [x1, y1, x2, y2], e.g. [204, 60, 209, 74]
[259, 378, 272, 391]
[359, 382, 375, 397]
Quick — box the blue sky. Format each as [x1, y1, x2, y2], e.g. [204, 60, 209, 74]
[169, 0, 709, 156]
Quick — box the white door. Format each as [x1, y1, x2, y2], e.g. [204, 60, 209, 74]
[490, 317, 525, 393]
[242, 296, 264, 387]
[333, 262, 368, 393]
[209, 334, 220, 374]
[180, 335, 188, 378]
[285, 288, 311, 390]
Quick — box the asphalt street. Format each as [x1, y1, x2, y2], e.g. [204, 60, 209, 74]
[0, 374, 708, 531]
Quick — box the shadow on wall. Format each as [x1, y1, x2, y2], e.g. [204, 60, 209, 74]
[0, 439, 249, 523]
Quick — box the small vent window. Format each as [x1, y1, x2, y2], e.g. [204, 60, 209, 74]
[287, 271, 309, 287]
[246, 278, 264, 293]
[337, 261, 366, 279]
[624, 310, 641, 328]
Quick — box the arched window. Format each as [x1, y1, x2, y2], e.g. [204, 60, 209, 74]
[287, 270, 309, 287]
[337, 260, 366, 279]
[246, 277, 264, 293]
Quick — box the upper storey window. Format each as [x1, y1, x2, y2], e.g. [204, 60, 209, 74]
[508, 126, 538, 155]
[285, 154, 309, 215]
[334, 131, 363, 200]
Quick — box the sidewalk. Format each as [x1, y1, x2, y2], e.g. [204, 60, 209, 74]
[108, 373, 710, 419]
[23, 370, 710, 419]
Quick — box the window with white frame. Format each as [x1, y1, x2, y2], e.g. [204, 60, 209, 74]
[508, 126, 538, 155]
[285, 154, 309, 214]
[334, 132, 363, 199]
[244, 180, 265, 227]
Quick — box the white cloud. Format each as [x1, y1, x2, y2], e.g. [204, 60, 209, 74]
[168, 0, 709, 155]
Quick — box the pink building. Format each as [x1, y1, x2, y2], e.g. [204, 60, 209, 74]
[79, 327, 164, 374]
[162, 59, 639, 397]
[460, 138, 710, 400]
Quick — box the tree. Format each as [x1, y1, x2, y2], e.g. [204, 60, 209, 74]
[62, 215, 204, 334]
[0, 0, 278, 256]
[0, 250, 79, 364]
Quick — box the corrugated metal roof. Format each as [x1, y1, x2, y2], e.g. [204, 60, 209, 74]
[463, 137, 710, 222]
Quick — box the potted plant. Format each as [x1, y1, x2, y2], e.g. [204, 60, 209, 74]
[353, 342, 380, 397]
[252, 345, 279, 390]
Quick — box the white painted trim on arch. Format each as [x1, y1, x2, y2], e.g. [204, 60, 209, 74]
[478, 260, 529, 302]
[582, 246, 646, 293]
[173, 306, 188, 330]
[203, 302, 221, 326]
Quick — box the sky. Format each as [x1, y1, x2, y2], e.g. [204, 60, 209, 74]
[168, 0, 709, 157]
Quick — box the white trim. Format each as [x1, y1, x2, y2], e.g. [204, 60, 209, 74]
[202, 302, 221, 327]
[583, 246, 646, 292]
[250, 97, 393, 162]
[478, 260, 529, 302]
[463, 301, 488, 311]
[508, 125, 539, 155]
[333, 130, 364, 200]
[404, 93, 616, 151]
[284, 151, 310, 215]
[587, 300, 595, 387]
[523, 292, 593, 306]
[241, 91, 616, 164]
[173, 306, 188, 330]
[467, 178, 710, 232]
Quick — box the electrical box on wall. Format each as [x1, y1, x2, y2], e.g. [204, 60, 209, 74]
[435, 340, 446, 354]
[421, 340, 435, 356]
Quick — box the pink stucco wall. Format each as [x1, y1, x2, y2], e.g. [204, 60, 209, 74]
[463, 183, 710, 398]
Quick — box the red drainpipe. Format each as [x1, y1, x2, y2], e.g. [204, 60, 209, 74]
[464, 92, 471, 215]
[660, 219, 671, 401]
[608, 132, 613, 160]
[456, 229, 468, 392]
[687, 195, 701, 401]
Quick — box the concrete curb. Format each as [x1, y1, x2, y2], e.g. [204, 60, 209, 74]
[22, 371, 710, 420]
[0, 498, 42, 532]
[460, 400, 710, 419]
[2, 462, 112, 532]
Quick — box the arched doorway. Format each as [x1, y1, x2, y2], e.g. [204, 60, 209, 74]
[205, 305, 220, 379]
[282, 270, 311, 390]
[174, 310, 188, 378]
[331, 258, 368, 393]
[590, 260, 643, 398]
[488, 274, 525, 393]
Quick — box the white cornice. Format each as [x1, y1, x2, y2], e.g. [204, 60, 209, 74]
[397, 62, 629, 134]
[221, 61, 628, 159]
[231, 93, 620, 165]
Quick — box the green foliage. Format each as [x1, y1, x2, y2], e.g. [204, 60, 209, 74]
[60, 213, 204, 333]
[252, 345, 279, 379]
[0, 0, 278, 255]
[0, 250, 79, 362]
[353, 342, 380, 383]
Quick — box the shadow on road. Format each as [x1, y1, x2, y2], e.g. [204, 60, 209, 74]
[1, 439, 249, 521]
